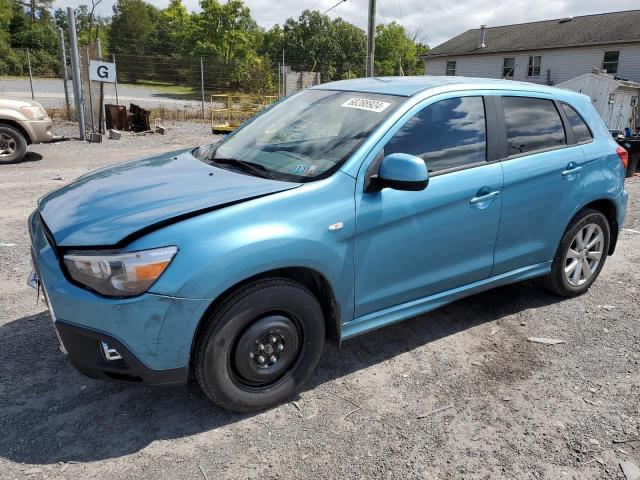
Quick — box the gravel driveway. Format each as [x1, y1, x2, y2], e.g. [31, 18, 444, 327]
[1, 126, 639, 479]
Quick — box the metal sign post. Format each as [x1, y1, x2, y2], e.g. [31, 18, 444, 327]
[57, 28, 71, 121]
[96, 39, 107, 134]
[67, 7, 85, 140]
[200, 57, 205, 120]
[89, 59, 117, 135]
[112, 54, 120, 107]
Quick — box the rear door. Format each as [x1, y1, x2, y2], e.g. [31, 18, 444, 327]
[492, 94, 586, 275]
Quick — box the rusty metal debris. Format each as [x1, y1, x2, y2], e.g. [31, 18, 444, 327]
[105, 104, 128, 131]
[104, 103, 150, 133]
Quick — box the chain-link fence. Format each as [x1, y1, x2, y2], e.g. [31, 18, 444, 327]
[1, 46, 368, 129]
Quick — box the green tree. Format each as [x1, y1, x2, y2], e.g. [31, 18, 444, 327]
[10, 0, 57, 52]
[108, 0, 157, 54]
[0, 0, 12, 41]
[154, 0, 191, 54]
[257, 23, 282, 61]
[282, 10, 340, 77]
[192, 0, 259, 62]
[375, 22, 428, 76]
[0, 0, 15, 73]
[332, 17, 366, 78]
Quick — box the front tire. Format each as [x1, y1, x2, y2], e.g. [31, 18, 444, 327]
[195, 278, 325, 412]
[0, 124, 27, 164]
[543, 208, 610, 297]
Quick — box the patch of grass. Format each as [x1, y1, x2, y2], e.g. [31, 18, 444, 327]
[122, 80, 196, 95]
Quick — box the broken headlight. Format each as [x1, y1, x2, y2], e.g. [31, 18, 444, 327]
[63, 246, 178, 297]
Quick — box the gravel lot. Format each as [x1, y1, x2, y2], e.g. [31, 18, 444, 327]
[1, 124, 639, 479]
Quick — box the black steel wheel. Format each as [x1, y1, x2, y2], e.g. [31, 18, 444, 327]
[231, 314, 301, 388]
[195, 278, 325, 412]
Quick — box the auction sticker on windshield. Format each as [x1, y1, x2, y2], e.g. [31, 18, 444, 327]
[341, 97, 392, 113]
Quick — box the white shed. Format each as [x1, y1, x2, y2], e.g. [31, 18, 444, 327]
[557, 72, 640, 131]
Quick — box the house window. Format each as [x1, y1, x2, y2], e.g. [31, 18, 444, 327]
[503, 58, 515, 78]
[446, 61, 456, 76]
[527, 56, 541, 77]
[602, 51, 619, 74]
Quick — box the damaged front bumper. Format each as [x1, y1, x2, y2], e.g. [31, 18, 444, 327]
[28, 210, 210, 386]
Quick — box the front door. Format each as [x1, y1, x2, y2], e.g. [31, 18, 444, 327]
[353, 95, 503, 318]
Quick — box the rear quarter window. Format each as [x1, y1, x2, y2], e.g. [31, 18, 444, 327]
[502, 96, 566, 155]
[561, 103, 593, 143]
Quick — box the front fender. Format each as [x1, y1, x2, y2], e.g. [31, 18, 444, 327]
[126, 172, 357, 364]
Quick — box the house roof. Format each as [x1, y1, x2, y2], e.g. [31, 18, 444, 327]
[422, 10, 640, 58]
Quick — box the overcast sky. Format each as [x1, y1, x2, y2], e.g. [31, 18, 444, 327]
[54, 0, 638, 47]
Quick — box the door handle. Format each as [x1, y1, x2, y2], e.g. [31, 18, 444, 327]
[470, 190, 500, 204]
[562, 164, 583, 177]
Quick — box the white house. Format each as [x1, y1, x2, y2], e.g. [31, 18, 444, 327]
[422, 10, 640, 86]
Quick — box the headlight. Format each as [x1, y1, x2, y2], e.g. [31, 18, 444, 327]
[63, 246, 178, 297]
[19, 105, 47, 120]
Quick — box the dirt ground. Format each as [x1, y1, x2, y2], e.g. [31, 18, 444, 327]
[1, 124, 639, 479]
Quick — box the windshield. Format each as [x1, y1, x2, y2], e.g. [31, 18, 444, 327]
[206, 89, 400, 182]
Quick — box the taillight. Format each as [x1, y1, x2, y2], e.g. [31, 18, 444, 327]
[617, 146, 629, 169]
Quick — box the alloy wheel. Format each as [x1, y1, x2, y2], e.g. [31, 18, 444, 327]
[564, 223, 604, 287]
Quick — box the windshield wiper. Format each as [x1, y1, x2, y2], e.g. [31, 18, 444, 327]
[211, 157, 276, 180]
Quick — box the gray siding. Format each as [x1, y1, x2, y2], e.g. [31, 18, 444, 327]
[424, 43, 640, 85]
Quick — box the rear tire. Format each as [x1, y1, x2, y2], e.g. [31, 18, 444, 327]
[543, 208, 610, 297]
[195, 278, 325, 412]
[0, 125, 27, 164]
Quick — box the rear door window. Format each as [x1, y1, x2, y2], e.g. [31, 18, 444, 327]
[561, 103, 593, 143]
[502, 96, 566, 155]
[384, 96, 487, 173]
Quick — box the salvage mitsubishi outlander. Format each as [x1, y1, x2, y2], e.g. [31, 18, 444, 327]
[28, 76, 628, 412]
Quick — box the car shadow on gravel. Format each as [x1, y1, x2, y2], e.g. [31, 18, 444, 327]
[0, 281, 560, 465]
[2, 152, 43, 165]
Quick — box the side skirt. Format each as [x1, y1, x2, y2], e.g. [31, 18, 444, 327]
[341, 261, 552, 340]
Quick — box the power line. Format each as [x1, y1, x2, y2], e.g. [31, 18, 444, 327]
[322, 0, 346, 15]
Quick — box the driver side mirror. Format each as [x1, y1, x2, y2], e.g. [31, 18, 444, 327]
[367, 153, 429, 192]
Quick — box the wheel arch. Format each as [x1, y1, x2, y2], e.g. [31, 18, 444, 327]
[0, 119, 32, 144]
[188, 266, 341, 377]
[581, 198, 618, 255]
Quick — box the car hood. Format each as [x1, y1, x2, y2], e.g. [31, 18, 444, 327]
[0, 97, 47, 110]
[38, 148, 300, 247]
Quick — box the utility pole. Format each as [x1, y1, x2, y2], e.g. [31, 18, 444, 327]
[365, 0, 376, 77]
[57, 28, 71, 120]
[67, 7, 86, 140]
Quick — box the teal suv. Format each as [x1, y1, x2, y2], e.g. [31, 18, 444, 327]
[29, 76, 628, 411]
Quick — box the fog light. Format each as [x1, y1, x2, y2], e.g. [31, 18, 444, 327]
[100, 341, 123, 361]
